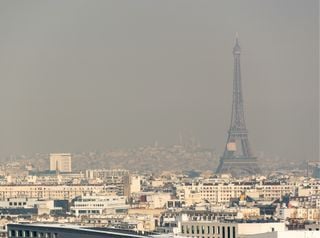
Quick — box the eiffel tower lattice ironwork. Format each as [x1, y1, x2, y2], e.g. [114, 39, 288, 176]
[216, 35, 260, 176]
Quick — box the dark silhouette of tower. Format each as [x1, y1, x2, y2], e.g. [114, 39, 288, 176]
[216, 34, 260, 176]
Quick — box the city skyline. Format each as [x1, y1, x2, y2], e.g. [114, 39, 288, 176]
[0, 0, 318, 163]
[0, 1, 319, 237]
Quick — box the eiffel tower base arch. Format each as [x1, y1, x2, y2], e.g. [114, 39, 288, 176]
[216, 157, 261, 177]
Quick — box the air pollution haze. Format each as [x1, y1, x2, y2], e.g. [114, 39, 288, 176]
[0, 0, 318, 163]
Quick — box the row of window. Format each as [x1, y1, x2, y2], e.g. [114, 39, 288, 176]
[75, 203, 105, 207]
[77, 210, 100, 214]
[181, 225, 236, 238]
[8, 229, 58, 238]
[8, 202, 27, 206]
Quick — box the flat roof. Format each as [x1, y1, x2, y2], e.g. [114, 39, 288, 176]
[8, 223, 153, 237]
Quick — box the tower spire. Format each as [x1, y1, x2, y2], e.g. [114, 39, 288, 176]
[233, 32, 241, 55]
[235, 32, 239, 43]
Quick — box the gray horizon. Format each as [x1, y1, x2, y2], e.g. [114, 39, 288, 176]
[0, 0, 318, 162]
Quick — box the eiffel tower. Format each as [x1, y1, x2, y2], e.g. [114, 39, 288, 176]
[216, 35, 260, 176]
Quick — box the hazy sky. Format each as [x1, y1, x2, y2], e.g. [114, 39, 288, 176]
[0, 0, 318, 162]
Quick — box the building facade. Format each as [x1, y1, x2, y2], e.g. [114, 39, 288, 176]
[179, 219, 285, 238]
[49, 153, 72, 172]
[70, 194, 129, 216]
[0, 185, 106, 201]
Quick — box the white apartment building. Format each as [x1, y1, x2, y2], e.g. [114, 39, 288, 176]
[49, 153, 72, 172]
[254, 184, 295, 200]
[0, 185, 107, 200]
[178, 214, 285, 238]
[70, 194, 129, 216]
[0, 197, 56, 215]
[177, 182, 296, 204]
[177, 183, 251, 204]
[0, 197, 54, 209]
[85, 169, 129, 179]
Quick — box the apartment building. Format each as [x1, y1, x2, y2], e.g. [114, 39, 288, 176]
[0, 185, 107, 200]
[177, 182, 296, 204]
[49, 153, 72, 172]
[178, 215, 285, 238]
[70, 193, 128, 216]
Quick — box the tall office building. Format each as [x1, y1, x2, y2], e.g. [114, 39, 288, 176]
[49, 153, 72, 172]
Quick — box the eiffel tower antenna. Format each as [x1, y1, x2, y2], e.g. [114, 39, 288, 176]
[235, 32, 239, 42]
[216, 34, 260, 176]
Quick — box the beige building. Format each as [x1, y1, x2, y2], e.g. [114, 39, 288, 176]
[124, 175, 141, 197]
[177, 183, 252, 204]
[49, 153, 72, 172]
[279, 207, 320, 221]
[298, 184, 320, 196]
[177, 182, 295, 205]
